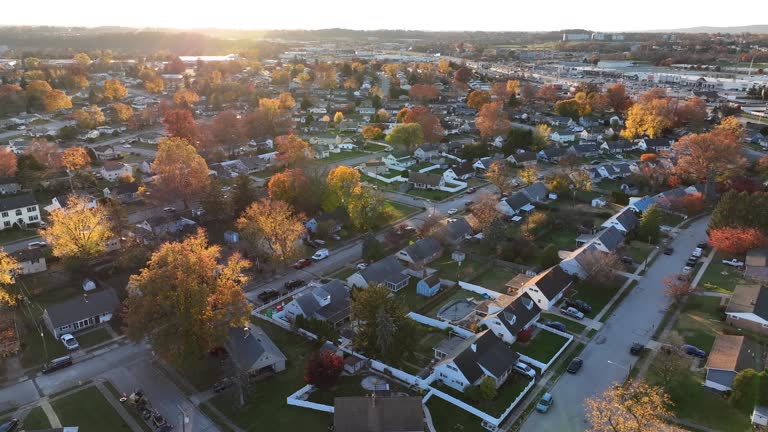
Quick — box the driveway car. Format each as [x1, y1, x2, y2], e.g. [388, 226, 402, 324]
[560, 306, 584, 320]
[566, 357, 583, 374]
[514, 361, 536, 378]
[663, 247, 674, 255]
[722, 259, 745, 268]
[630, 342, 644, 355]
[465, 187, 477, 194]
[564, 298, 592, 314]
[312, 248, 330, 261]
[60, 334, 79, 350]
[356, 263, 368, 270]
[535, 393, 553, 413]
[294, 258, 312, 269]
[447, 208, 458, 215]
[0, 418, 19, 432]
[543, 321, 567, 332]
[682, 344, 707, 358]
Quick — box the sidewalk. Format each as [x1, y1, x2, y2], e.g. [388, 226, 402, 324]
[95, 381, 144, 432]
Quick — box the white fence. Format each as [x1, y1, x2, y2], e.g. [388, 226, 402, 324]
[407, 312, 475, 338]
[458, 281, 502, 299]
[286, 384, 335, 413]
[417, 164, 441, 173]
[364, 171, 406, 184]
[530, 323, 575, 373]
[439, 180, 467, 193]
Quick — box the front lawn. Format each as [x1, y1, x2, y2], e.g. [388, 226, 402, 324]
[22, 406, 51, 430]
[699, 254, 746, 294]
[539, 312, 588, 334]
[512, 329, 569, 364]
[0, 227, 38, 244]
[624, 241, 655, 264]
[433, 376, 531, 418]
[674, 295, 724, 349]
[362, 143, 388, 152]
[659, 212, 685, 228]
[375, 200, 420, 227]
[569, 276, 626, 319]
[52, 386, 133, 432]
[318, 150, 367, 163]
[76, 327, 113, 349]
[427, 396, 488, 432]
[407, 187, 456, 202]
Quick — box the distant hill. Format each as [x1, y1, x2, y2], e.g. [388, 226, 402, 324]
[647, 24, 768, 34]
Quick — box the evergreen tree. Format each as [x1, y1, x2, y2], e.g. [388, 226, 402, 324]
[637, 205, 662, 244]
[200, 180, 229, 219]
[231, 173, 257, 217]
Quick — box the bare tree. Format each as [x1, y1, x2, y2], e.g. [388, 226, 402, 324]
[578, 250, 622, 285]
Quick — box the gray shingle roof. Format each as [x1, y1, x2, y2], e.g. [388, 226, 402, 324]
[402, 236, 443, 262]
[521, 182, 548, 202]
[0, 193, 37, 212]
[510, 151, 537, 163]
[360, 256, 408, 286]
[614, 208, 639, 231]
[45, 289, 120, 328]
[436, 218, 473, 244]
[227, 324, 287, 372]
[593, 226, 625, 252]
[504, 192, 531, 212]
[409, 172, 443, 187]
[453, 331, 520, 383]
[526, 266, 573, 300]
[333, 396, 424, 432]
[498, 293, 540, 336]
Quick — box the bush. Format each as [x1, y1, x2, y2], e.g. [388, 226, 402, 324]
[611, 191, 630, 205]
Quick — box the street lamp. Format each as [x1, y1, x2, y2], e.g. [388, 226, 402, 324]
[177, 405, 189, 432]
[607, 360, 631, 382]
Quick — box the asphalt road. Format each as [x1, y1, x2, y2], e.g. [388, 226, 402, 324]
[2, 235, 45, 253]
[84, 126, 164, 158]
[519, 216, 710, 432]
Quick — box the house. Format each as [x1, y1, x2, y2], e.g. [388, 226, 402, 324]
[11, 248, 47, 275]
[637, 138, 672, 152]
[522, 266, 574, 310]
[443, 164, 475, 181]
[347, 256, 410, 292]
[92, 145, 122, 161]
[414, 144, 439, 161]
[567, 144, 600, 158]
[435, 217, 473, 246]
[521, 182, 549, 203]
[507, 151, 538, 167]
[478, 293, 541, 344]
[136, 132, 164, 144]
[43, 289, 120, 338]
[550, 130, 577, 144]
[416, 273, 442, 297]
[382, 153, 416, 170]
[409, 172, 445, 190]
[363, 159, 389, 175]
[537, 147, 566, 163]
[433, 330, 520, 392]
[103, 182, 141, 203]
[591, 197, 607, 208]
[497, 192, 534, 216]
[628, 196, 655, 213]
[652, 187, 688, 210]
[338, 120, 359, 132]
[0, 193, 41, 230]
[600, 140, 634, 153]
[226, 323, 287, 379]
[240, 156, 269, 174]
[136, 214, 197, 238]
[753, 406, 768, 427]
[472, 157, 497, 171]
[745, 249, 768, 282]
[304, 208, 346, 234]
[575, 226, 625, 253]
[46, 194, 97, 213]
[333, 396, 424, 432]
[725, 285, 768, 334]
[704, 335, 757, 391]
[0, 177, 20, 195]
[284, 280, 351, 326]
[601, 207, 639, 233]
[396, 236, 443, 268]
[547, 116, 573, 127]
[99, 161, 132, 182]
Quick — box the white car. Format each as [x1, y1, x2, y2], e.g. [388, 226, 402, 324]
[60, 334, 79, 350]
[447, 208, 458, 215]
[722, 259, 745, 268]
[122, 144, 132, 148]
[514, 361, 536, 378]
[692, 248, 703, 258]
[312, 248, 330, 261]
[356, 263, 367, 270]
[27, 241, 47, 249]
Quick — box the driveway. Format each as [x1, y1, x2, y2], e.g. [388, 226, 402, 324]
[519, 216, 710, 432]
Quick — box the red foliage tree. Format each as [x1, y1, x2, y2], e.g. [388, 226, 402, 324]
[640, 153, 658, 163]
[0, 148, 17, 177]
[164, 57, 186, 74]
[516, 327, 534, 343]
[674, 192, 705, 216]
[666, 175, 683, 188]
[663, 276, 691, 305]
[404, 106, 443, 143]
[475, 102, 511, 138]
[709, 226, 768, 254]
[210, 110, 243, 155]
[304, 350, 343, 389]
[163, 109, 197, 143]
[454, 66, 472, 84]
[605, 83, 632, 113]
[241, 108, 272, 139]
[408, 84, 439, 102]
[718, 176, 762, 193]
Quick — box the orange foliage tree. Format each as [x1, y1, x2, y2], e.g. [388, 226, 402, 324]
[276, 135, 313, 166]
[585, 381, 674, 432]
[236, 198, 306, 263]
[709, 226, 767, 254]
[475, 101, 511, 138]
[151, 137, 210, 208]
[43, 90, 72, 112]
[672, 129, 747, 181]
[0, 148, 17, 177]
[409, 84, 439, 102]
[362, 126, 383, 140]
[163, 109, 197, 143]
[268, 168, 308, 205]
[677, 96, 707, 124]
[536, 84, 558, 104]
[467, 90, 491, 109]
[605, 83, 632, 113]
[404, 106, 444, 143]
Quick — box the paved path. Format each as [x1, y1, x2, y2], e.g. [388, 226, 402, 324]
[95, 381, 145, 432]
[519, 216, 710, 432]
[39, 397, 61, 428]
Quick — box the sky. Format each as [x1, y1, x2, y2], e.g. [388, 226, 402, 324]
[2, 0, 766, 32]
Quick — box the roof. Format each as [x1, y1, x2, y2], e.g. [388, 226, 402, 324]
[525, 266, 573, 300]
[593, 226, 625, 252]
[448, 163, 475, 176]
[705, 335, 753, 372]
[540, 147, 565, 158]
[629, 196, 655, 212]
[572, 144, 599, 153]
[297, 280, 351, 324]
[504, 192, 531, 212]
[93, 144, 115, 153]
[0, 193, 37, 212]
[45, 289, 120, 328]
[433, 336, 465, 355]
[227, 323, 287, 372]
[401, 236, 443, 262]
[497, 293, 540, 335]
[102, 161, 127, 172]
[109, 182, 140, 195]
[506, 274, 533, 290]
[726, 285, 768, 320]
[605, 140, 633, 150]
[521, 182, 548, 202]
[643, 138, 671, 148]
[333, 396, 424, 432]
[609, 207, 639, 231]
[450, 331, 520, 383]
[510, 151, 537, 163]
[359, 256, 409, 286]
[11, 247, 46, 262]
[417, 143, 438, 152]
[409, 172, 443, 187]
[436, 218, 473, 244]
[0, 176, 19, 185]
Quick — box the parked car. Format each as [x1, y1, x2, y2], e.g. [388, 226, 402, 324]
[303, 238, 320, 249]
[163, 207, 176, 213]
[697, 242, 709, 249]
[513, 361, 536, 378]
[0, 418, 19, 432]
[257, 289, 279, 303]
[312, 248, 330, 261]
[620, 256, 634, 265]
[682, 345, 707, 358]
[722, 259, 745, 268]
[284, 279, 305, 290]
[692, 248, 703, 258]
[60, 333, 79, 350]
[447, 208, 458, 215]
[27, 241, 47, 249]
[356, 263, 368, 270]
[560, 306, 584, 320]
[465, 200, 474, 207]
[686, 258, 698, 266]
[293, 258, 312, 269]
[41, 355, 73, 374]
[663, 247, 674, 255]
[564, 298, 592, 314]
[630, 342, 644, 355]
[543, 321, 567, 332]
[535, 393, 553, 413]
[566, 357, 584, 374]
[465, 187, 477, 194]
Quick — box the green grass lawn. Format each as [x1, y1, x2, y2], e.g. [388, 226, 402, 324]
[406, 187, 456, 201]
[362, 143, 388, 152]
[540, 312, 588, 334]
[308, 375, 412, 406]
[395, 279, 431, 311]
[22, 406, 51, 430]
[317, 150, 367, 163]
[570, 276, 626, 319]
[379, 200, 420, 224]
[329, 267, 357, 281]
[52, 386, 133, 432]
[659, 212, 685, 228]
[209, 321, 332, 432]
[512, 329, 570, 364]
[76, 327, 113, 349]
[430, 254, 488, 282]
[536, 229, 578, 251]
[427, 396, 489, 432]
[674, 295, 724, 349]
[434, 376, 531, 417]
[0, 227, 38, 244]
[624, 241, 654, 264]
[699, 254, 747, 294]
[16, 308, 69, 369]
[469, 268, 517, 293]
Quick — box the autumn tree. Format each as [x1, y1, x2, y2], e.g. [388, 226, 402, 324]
[351, 284, 419, 363]
[333, 111, 344, 124]
[663, 276, 691, 305]
[486, 160, 513, 193]
[173, 89, 200, 108]
[267, 168, 308, 205]
[230, 173, 257, 217]
[677, 96, 707, 124]
[278, 92, 296, 110]
[386, 123, 424, 149]
[578, 249, 622, 285]
[467, 90, 491, 109]
[241, 109, 271, 139]
[41, 196, 114, 260]
[0, 250, 20, 306]
[586, 381, 674, 432]
[404, 106, 443, 143]
[622, 90, 677, 139]
[124, 230, 251, 366]
[163, 109, 197, 143]
[276, 134, 313, 166]
[102, 79, 127, 101]
[476, 101, 512, 139]
[650, 331, 688, 391]
[62, 146, 91, 191]
[673, 192, 705, 217]
[409, 84, 439, 102]
[469, 192, 500, 231]
[236, 198, 305, 263]
[454, 66, 472, 84]
[324, 166, 361, 211]
[110, 102, 134, 124]
[151, 137, 210, 208]
[304, 350, 343, 388]
[716, 116, 745, 141]
[536, 84, 558, 104]
[605, 83, 632, 113]
[672, 129, 746, 181]
[362, 125, 383, 140]
[554, 99, 582, 120]
[43, 90, 72, 112]
[26, 80, 52, 111]
[396, 107, 411, 123]
[74, 105, 106, 129]
[211, 110, 244, 155]
[730, 369, 761, 412]
[347, 186, 386, 231]
[144, 76, 164, 94]
[519, 165, 539, 185]
[709, 226, 767, 254]
[0, 148, 17, 177]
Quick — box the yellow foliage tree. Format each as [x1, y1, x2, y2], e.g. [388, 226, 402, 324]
[41, 196, 115, 260]
[151, 137, 210, 208]
[173, 89, 200, 108]
[324, 166, 361, 211]
[102, 79, 127, 101]
[585, 381, 674, 432]
[144, 76, 164, 94]
[74, 105, 106, 129]
[236, 198, 305, 263]
[110, 102, 134, 124]
[519, 165, 539, 185]
[334, 111, 344, 124]
[0, 250, 20, 306]
[43, 90, 72, 112]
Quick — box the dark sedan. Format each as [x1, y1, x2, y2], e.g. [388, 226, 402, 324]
[566, 357, 583, 374]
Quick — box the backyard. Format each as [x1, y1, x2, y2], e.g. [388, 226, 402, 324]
[51, 386, 133, 432]
[307, 375, 412, 406]
[422, 287, 485, 319]
[427, 396, 488, 432]
[469, 267, 518, 293]
[318, 150, 367, 163]
[406, 187, 456, 202]
[430, 254, 488, 283]
[433, 375, 532, 418]
[512, 329, 570, 365]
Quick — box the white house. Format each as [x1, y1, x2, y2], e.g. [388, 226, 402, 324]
[0, 193, 41, 230]
[477, 293, 541, 344]
[11, 248, 47, 275]
[497, 192, 534, 216]
[550, 130, 576, 144]
[100, 161, 133, 182]
[637, 138, 672, 152]
[522, 266, 574, 311]
[396, 236, 443, 268]
[601, 207, 639, 233]
[46, 194, 97, 213]
[443, 164, 475, 181]
[347, 256, 410, 292]
[43, 289, 120, 338]
[725, 284, 768, 334]
[383, 153, 416, 170]
[414, 144, 439, 161]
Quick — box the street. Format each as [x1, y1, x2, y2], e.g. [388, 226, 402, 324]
[519, 216, 710, 432]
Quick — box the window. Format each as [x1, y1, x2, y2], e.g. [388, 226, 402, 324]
[28, 215, 38, 222]
[1, 212, 7, 218]
[447, 365, 458, 372]
[27, 206, 36, 212]
[2, 221, 8, 227]
[15, 210, 21, 216]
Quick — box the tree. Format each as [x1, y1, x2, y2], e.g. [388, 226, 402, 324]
[144, 76, 164, 94]
[672, 129, 746, 181]
[62, 146, 91, 191]
[409, 84, 439, 102]
[102, 79, 127, 101]
[519, 165, 539, 185]
[333, 111, 344, 124]
[585, 381, 674, 432]
[241, 109, 271, 139]
[758, 155, 768, 176]
[639, 153, 658, 163]
[476, 101, 511, 138]
[163, 109, 197, 143]
[663, 276, 691, 305]
[230, 173, 257, 217]
[716, 116, 745, 141]
[605, 83, 631, 113]
[276, 134, 313, 166]
[478, 376, 498, 401]
[211, 111, 244, 155]
[347, 186, 385, 231]
[173, 89, 200, 108]
[362, 125, 383, 140]
[404, 106, 443, 143]
[522, 210, 550, 240]
[536, 84, 558, 104]
[109, 102, 134, 124]
[41, 196, 114, 260]
[651, 332, 689, 391]
[486, 161, 513, 193]
[0, 250, 20, 306]
[351, 284, 418, 363]
[554, 99, 582, 120]
[467, 90, 491, 109]
[673, 193, 705, 217]
[200, 180, 230, 218]
[539, 244, 560, 268]
[268, 168, 308, 205]
[0, 148, 17, 177]
[125, 230, 251, 366]
[730, 369, 760, 412]
[164, 57, 186, 74]
[362, 235, 386, 263]
[386, 123, 424, 149]
[637, 205, 662, 244]
[709, 226, 767, 254]
[151, 137, 210, 208]
[677, 96, 707, 124]
[546, 173, 571, 195]
[521, 83, 537, 101]
[578, 250, 622, 285]
[26, 80, 52, 111]
[396, 107, 411, 123]
[26, 139, 62, 174]
[278, 92, 296, 110]
[304, 350, 343, 389]
[43, 90, 72, 112]
[73, 52, 91, 67]
[237, 198, 305, 263]
[74, 105, 106, 129]
[325, 166, 361, 211]
[454, 66, 472, 84]
[622, 97, 676, 139]
[471, 192, 501, 231]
